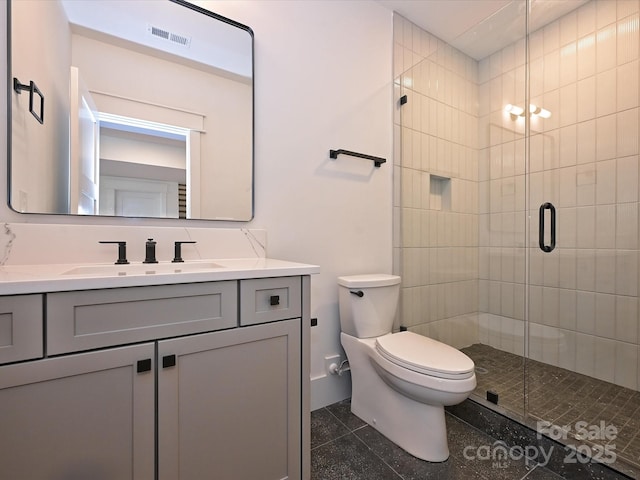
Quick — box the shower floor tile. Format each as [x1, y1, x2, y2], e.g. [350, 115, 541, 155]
[462, 343, 640, 475]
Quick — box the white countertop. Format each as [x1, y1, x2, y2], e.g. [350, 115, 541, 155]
[0, 258, 320, 295]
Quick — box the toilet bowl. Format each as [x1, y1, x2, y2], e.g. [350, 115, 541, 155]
[338, 274, 476, 462]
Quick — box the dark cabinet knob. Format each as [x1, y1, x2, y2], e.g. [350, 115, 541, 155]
[162, 354, 176, 369]
[136, 359, 152, 373]
[270, 295, 280, 306]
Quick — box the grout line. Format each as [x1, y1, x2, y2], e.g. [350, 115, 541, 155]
[310, 431, 354, 452]
[519, 464, 541, 480]
[350, 428, 406, 480]
[312, 410, 405, 479]
[310, 407, 354, 451]
[324, 406, 355, 432]
[323, 404, 406, 479]
[310, 404, 371, 452]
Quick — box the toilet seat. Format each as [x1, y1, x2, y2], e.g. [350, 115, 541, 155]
[375, 332, 475, 380]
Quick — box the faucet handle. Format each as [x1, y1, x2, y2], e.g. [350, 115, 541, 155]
[172, 241, 197, 263]
[99, 241, 130, 265]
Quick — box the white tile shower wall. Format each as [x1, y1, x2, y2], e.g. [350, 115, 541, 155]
[393, 14, 480, 349]
[395, 0, 640, 392]
[411, 313, 479, 350]
[480, 0, 640, 390]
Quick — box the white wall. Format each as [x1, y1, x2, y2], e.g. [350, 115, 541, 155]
[1, 1, 394, 409]
[202, 0, 394, 409]
[100, 131, 186, 171]
[10, 0, 71, 213]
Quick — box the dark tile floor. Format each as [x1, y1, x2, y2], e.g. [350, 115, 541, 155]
[311, 398, 563, 479]
[462, 344, 640, 472]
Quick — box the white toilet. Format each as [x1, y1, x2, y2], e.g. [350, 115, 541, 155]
[338, 274, 476, 462]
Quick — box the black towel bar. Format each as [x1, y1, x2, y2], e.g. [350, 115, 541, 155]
[329, 149, 386, 167]
[13, 78, 44, 124]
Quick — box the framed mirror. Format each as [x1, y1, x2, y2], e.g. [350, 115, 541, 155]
[8, 0, 254, 221]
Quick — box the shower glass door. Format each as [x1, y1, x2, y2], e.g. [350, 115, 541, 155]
[474, 2, 530, 422]
[395, 0, 640, 472]
[527, 0, 640, 471]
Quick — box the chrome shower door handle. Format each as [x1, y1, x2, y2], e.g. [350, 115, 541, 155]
[538, 202, 556, 253]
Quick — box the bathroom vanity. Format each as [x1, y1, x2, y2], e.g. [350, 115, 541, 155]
[0, 258, 318, 480]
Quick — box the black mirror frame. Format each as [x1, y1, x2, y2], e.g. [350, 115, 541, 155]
[6, 0, 255, 222]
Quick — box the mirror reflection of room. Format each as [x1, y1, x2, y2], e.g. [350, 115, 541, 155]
[98, 115, 188, 219]
[9, 0, 253, 221]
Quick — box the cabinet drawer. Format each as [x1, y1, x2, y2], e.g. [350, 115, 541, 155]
[47, 282, 237, 355]
[240, 277, 301, 325]
[0, 295, 43, 365]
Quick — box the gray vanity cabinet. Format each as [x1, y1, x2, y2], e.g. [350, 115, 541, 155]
[158, 319, 301, 480]
[0, 275, 310, 480]
[0, 342, 156, 479]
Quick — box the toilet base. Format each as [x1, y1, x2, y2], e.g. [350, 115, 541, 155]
[341, 333, 451, 462]
[352, 390, 449, 462]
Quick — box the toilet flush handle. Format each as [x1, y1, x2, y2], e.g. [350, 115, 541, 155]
[350, 290, 364, 297]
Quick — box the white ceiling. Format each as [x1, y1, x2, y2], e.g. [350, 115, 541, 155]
[377, 0, 589, 60]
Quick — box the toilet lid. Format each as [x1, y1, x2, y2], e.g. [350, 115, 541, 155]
[375, 332, 475, 380]
[337, 274, 401, 288]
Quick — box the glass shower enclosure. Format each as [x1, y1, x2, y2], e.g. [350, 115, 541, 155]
[394, 0, 639, 473]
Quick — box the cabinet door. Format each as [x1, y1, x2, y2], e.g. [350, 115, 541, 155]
[158, 319, 301, 480]
[0, 294, 43, 364]
[0, 343, 155, 480]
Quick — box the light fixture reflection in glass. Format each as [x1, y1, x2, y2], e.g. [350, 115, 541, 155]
[505, 103, 551, 119]
[529, 104, 551, 118]
[505, 104, 525, 116]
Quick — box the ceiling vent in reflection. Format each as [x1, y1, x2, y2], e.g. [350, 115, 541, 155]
[147, 25, 191, 48]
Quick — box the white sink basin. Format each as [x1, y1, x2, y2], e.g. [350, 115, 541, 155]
[62, 262, 224, 277]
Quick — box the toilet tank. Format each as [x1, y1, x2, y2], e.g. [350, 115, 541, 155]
[337, 274, 401, 338]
